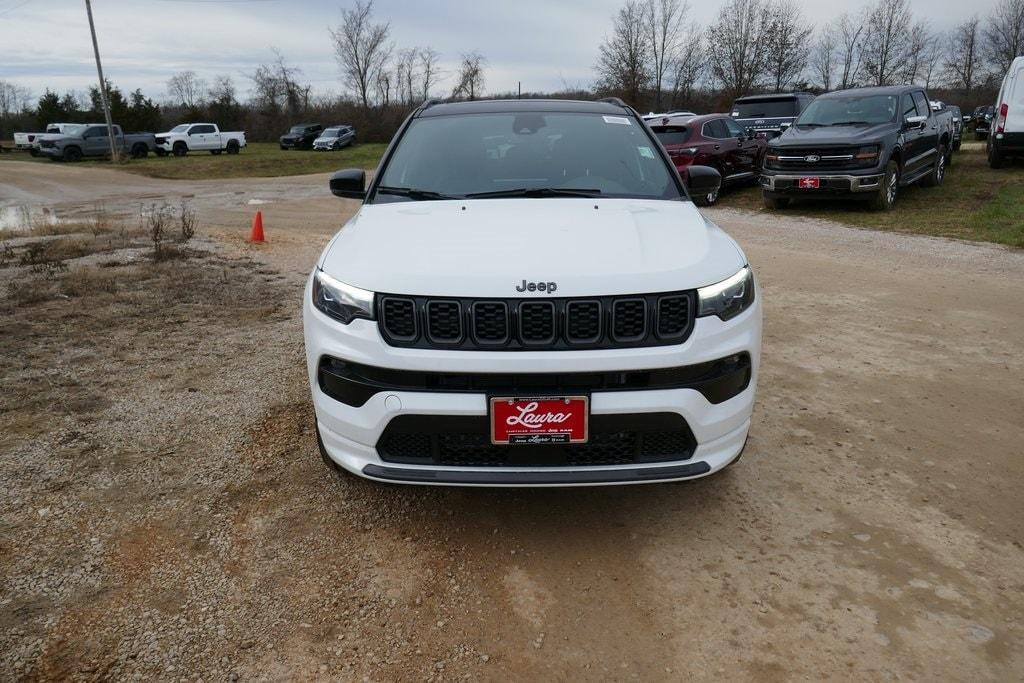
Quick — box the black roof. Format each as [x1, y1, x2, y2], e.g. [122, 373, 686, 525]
[817, 85, 921, 98]
[417, 98, 630, 118]
[734, 92, 814, 102]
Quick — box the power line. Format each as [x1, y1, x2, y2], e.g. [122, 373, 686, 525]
[0, 0, 35, 18]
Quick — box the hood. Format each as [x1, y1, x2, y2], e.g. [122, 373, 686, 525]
[772, 123, 892, 147]
[314, 136, 338, 142]
[319, 198, 745, 297]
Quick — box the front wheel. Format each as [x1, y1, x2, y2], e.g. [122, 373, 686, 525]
[62, 146, 83, 162]
[869, 161, 900, 211]
[172, 142, 188, 157]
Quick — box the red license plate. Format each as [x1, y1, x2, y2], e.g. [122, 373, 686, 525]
[490, 396, 589, 445]
[799, 177, 821, 189]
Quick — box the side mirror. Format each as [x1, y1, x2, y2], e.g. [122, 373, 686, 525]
[904, 115, 927, 130]
[330, 169, 366, 199]
[685, 165, 722, 198]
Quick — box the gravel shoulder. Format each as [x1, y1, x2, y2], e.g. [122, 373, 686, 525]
[1, 164, 1022, 681]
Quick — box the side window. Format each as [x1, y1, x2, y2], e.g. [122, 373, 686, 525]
[900, 94, 918, 120]
[85, 126, 105, 138]
[702, 120, 725, 139]
[912, 92, 930, 118]
[723, 119, 744, 137]
[200, 125, 215, 134]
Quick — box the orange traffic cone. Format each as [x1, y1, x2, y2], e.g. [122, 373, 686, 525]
[249, 210, 265, 243]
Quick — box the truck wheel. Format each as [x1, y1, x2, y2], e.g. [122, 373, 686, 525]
[172, 142, 188, 157]
[920, 146, 945, 187]
[226, 140, 240, 154]
[988, 140, 1004, 169]
[869, 161, 899, 210]
[762, 193, 790, 209]
[62, 146, 83, 162]
[130, 143, 148, 159]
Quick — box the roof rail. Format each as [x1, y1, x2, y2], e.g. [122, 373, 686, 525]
[597, 96, 628, 108]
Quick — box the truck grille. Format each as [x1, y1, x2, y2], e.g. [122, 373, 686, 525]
[377, 291, 695, 351]
[770, 147, 861, 172]
[377, 413, 697, 467]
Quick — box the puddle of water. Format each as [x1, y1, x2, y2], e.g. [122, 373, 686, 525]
[0, 205, 61, 232]
[247, 199, 268, 205]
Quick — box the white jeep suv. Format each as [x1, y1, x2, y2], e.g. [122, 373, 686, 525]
[303, 99, 761, 486]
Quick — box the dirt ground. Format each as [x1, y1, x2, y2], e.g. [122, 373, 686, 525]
[2, 159, 1023, 681]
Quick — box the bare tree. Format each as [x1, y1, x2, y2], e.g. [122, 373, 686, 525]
[705, 0, 769, 99]
[248, 48, 308, 112]
[451, 52, 486, 100]
[946, 17, 984, 93]
[669, 29, 705, 106]
[0, 80, 31, 116]
[901, 21, 936, 85]
[166, 71, 206, 108]
[921, 32, 944, 89]
[835, 12, 863, 88]
[394, 47, 420, 104]
[329, 0, 392, 108]
[419, 47, 442, 100]
[646, 0, 688, 111]
[984, 0, 1024, 74]
[207, 75, 236, 104]
[762, 0, 813, 92]
[810, 23, 837, 90]
[595, 0, 651, 105]
[861, 0, 913, 86]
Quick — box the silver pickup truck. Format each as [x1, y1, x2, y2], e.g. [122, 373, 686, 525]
[37, 123, 157, 162]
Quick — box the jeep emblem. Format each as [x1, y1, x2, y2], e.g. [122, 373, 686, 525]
[804, 154, 820, 163]
[516, 279, 558, 293]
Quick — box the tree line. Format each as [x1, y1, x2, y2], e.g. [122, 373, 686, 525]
[595, 0, 1024, 111]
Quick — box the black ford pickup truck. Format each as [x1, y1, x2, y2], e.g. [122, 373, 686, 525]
[759, 86, 954, 210]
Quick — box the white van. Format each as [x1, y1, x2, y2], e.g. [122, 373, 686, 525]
[989, 56, 1024, 168]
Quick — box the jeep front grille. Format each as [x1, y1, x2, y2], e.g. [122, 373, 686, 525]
[377, 291, 695, 351]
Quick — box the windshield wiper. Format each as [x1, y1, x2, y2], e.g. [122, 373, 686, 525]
[464, 187, 602, 199]
[796, 122, 825, 127]
[376, 186, 462, 200]
[829, 121, 871, 126]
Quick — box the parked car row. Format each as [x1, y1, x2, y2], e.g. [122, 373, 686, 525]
[12, 121, 248, 161]
[279, 123, 357, 151]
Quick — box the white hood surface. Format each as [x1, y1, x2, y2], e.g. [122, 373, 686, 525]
[319, 198, 745, 298]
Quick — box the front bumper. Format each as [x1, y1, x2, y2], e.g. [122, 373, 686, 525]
[760, 172, 883, 195]
[303, 277, 762, 487]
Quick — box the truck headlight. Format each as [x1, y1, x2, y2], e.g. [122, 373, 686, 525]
[312, 269, 375, 324]
[697, 266, 755, 321]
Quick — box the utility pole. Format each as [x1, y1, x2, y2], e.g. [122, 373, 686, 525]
[84, 0, 118, 162]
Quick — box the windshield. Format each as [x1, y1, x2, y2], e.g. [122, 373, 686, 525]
[171, 124, 190, 133]
[733, 99, 797, 118]
[652, 127, 692, 146]
[321, 127, 342, 136]
[796, 95, 898, 126]
[374, 111, 681, 201]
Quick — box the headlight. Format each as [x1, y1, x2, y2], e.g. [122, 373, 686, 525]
[312, 269, 375, 324]
[697, 266, 755, 321]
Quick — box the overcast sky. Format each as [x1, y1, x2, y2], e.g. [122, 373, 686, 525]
[0, 0, 1004, 102]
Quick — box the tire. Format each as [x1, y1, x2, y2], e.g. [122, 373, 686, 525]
[130, 143, 148, 159]
[762, 193, 790, 209]
[226, 140, 240, 155]
[988, 140, 1004, 169]
[920, 146, 946, 187]
[869, 160, 899, 210]
[62, 146, 82, 162]
[172, 142, 188, 157]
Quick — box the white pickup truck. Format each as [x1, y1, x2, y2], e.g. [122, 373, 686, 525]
[154, 123, 246, 156]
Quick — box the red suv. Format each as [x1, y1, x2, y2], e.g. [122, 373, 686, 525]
[649, 114, 766, 205]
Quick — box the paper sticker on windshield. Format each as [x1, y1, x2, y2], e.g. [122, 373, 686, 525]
[603, 116, 631, 125]
[638, 146, 655, 159]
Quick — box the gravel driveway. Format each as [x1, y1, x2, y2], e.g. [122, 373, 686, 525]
[2, 160, 1023, 680]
